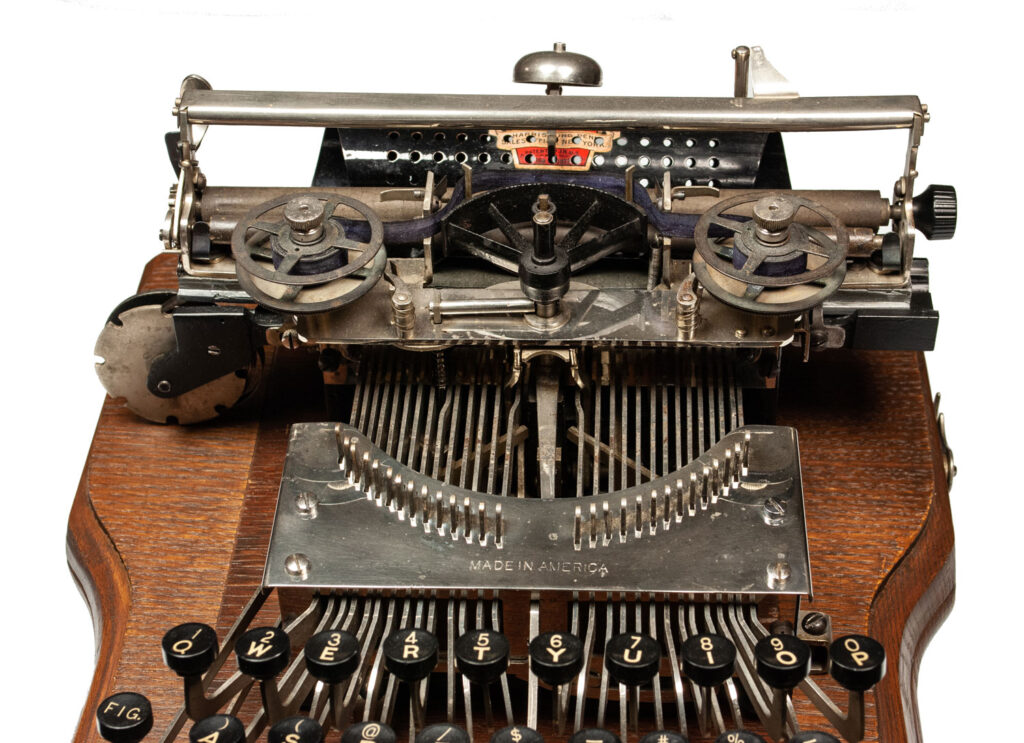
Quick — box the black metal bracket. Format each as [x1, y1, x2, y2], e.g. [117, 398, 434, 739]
[147, 305, 258, 398]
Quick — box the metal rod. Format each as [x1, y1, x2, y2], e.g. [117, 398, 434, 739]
[198, 186, 891, 243]
[430, 298, 536, 323]
[732, 46, 751, 98]
[181, 89, 923, 131]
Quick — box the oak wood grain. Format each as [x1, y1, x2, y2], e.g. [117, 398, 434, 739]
[67, 254, 954, 743]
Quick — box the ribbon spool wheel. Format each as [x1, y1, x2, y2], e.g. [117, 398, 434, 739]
[231, 193, 386, 314]
[692, 193, 848, 315]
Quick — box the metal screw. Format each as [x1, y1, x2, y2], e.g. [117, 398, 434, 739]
[761, 326, 775, 338]
[766, 560, 791, 589]
[762, 497, 786, 526]
[280, 329, 305, 350]
[284, 553, 311, 580]
[801, 612, 829, 636]
[156, 380, 172, 393]
[207, 345, 221, 356]
[295, 492, 319, 520]
[735, 328, 748, 339]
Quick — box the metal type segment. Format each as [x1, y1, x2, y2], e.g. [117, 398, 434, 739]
[264, 422, 810, 595]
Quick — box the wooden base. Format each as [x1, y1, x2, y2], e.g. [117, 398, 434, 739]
[67, 256, 953, 742]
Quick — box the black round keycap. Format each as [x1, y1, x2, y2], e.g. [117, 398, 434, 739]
[754, 634, 811, 689]
[829, 634, 886, 692]
[789, 733, 840, 743]
[639, 732, 688, 743]
[604, 632, 661, 686]
[571, 728, 621, 743]
[715, 732, 767, 743]
[96, 692, 153, 743]
[382, 628, 439, 682]
[189, 714, 245, 743]
[455, 629, 510, 684]
[491, 725, 544, 743]
[415, 723, 471, 743]
[529, 631, 584, 686]
[269, 715, 324, 743]
[162, 622, 218, 677]
[305, 629, 360, 683]
[342, 721, 397, 743]
[235, 626, 291, 679]
[682, 633, 736, 688]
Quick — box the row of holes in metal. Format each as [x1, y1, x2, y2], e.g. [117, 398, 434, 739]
[387, 130, 721, 149]
[386, 149, 721, 170]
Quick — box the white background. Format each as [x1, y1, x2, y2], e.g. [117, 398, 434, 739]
[2, 1, 1017, 740]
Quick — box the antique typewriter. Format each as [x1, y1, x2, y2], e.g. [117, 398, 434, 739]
[74, 45, 958, 743]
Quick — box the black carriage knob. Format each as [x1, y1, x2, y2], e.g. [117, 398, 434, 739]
[788, 732, 840, 743]
[342, 721, 397, 743]
[754, 634, 811, 690]
[715, 732, 767, 743]
[304, 629, 361, 684]
[829, 634, 886, 692]
[912, 184, 957, 240]
[234, 626, 291, 679]
[491, 725, 544, 743]
[162, 623, 218, 678]
[455, 628, 511, 684]
[639, 731, 689, 743]
[571, 728, 622, 743]
[529, 631, 584, 686]
[681, 633, 736, 688]
[604, 632, 661, 686]
[96, 692, 153, 743]
[189, 714, 245, 743]
[382, 628, 439, 682]
[269, 715, 324, 743]
[416, 723, 472, 743]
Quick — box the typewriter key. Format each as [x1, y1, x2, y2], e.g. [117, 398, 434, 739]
[681, 633, 736, 687]
[304, 629, 360, 684]
[189, 714, 245, 743]
[829, 634, 886, 691]
[96, 691, 153, 743]
[714, 732, 767, 743]
[342, 721, 397, 743]
[788, 733, 840, 743]
[235, 626, 291, 679]
[754, 633, 811, 689]
[455, 628, 511, 684]
[491, 725, 544, 743]
[162, 622, 218, 678]
[529, 631, 584, 686]
[571, 728, 621, 743]
[604, 632, 661, 686]
[639, 731, 688, 743]
[269, 715, 324, 743]
[382, 628, 439, 682]
[415, 723, 471, 743]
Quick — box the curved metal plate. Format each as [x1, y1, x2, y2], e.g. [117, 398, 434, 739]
[264, 423, 811, 597]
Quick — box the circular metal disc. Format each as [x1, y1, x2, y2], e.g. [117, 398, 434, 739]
[94, 303, 249, 424]
[692, 251, 846, 315]
[694, 193, 847, 287]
